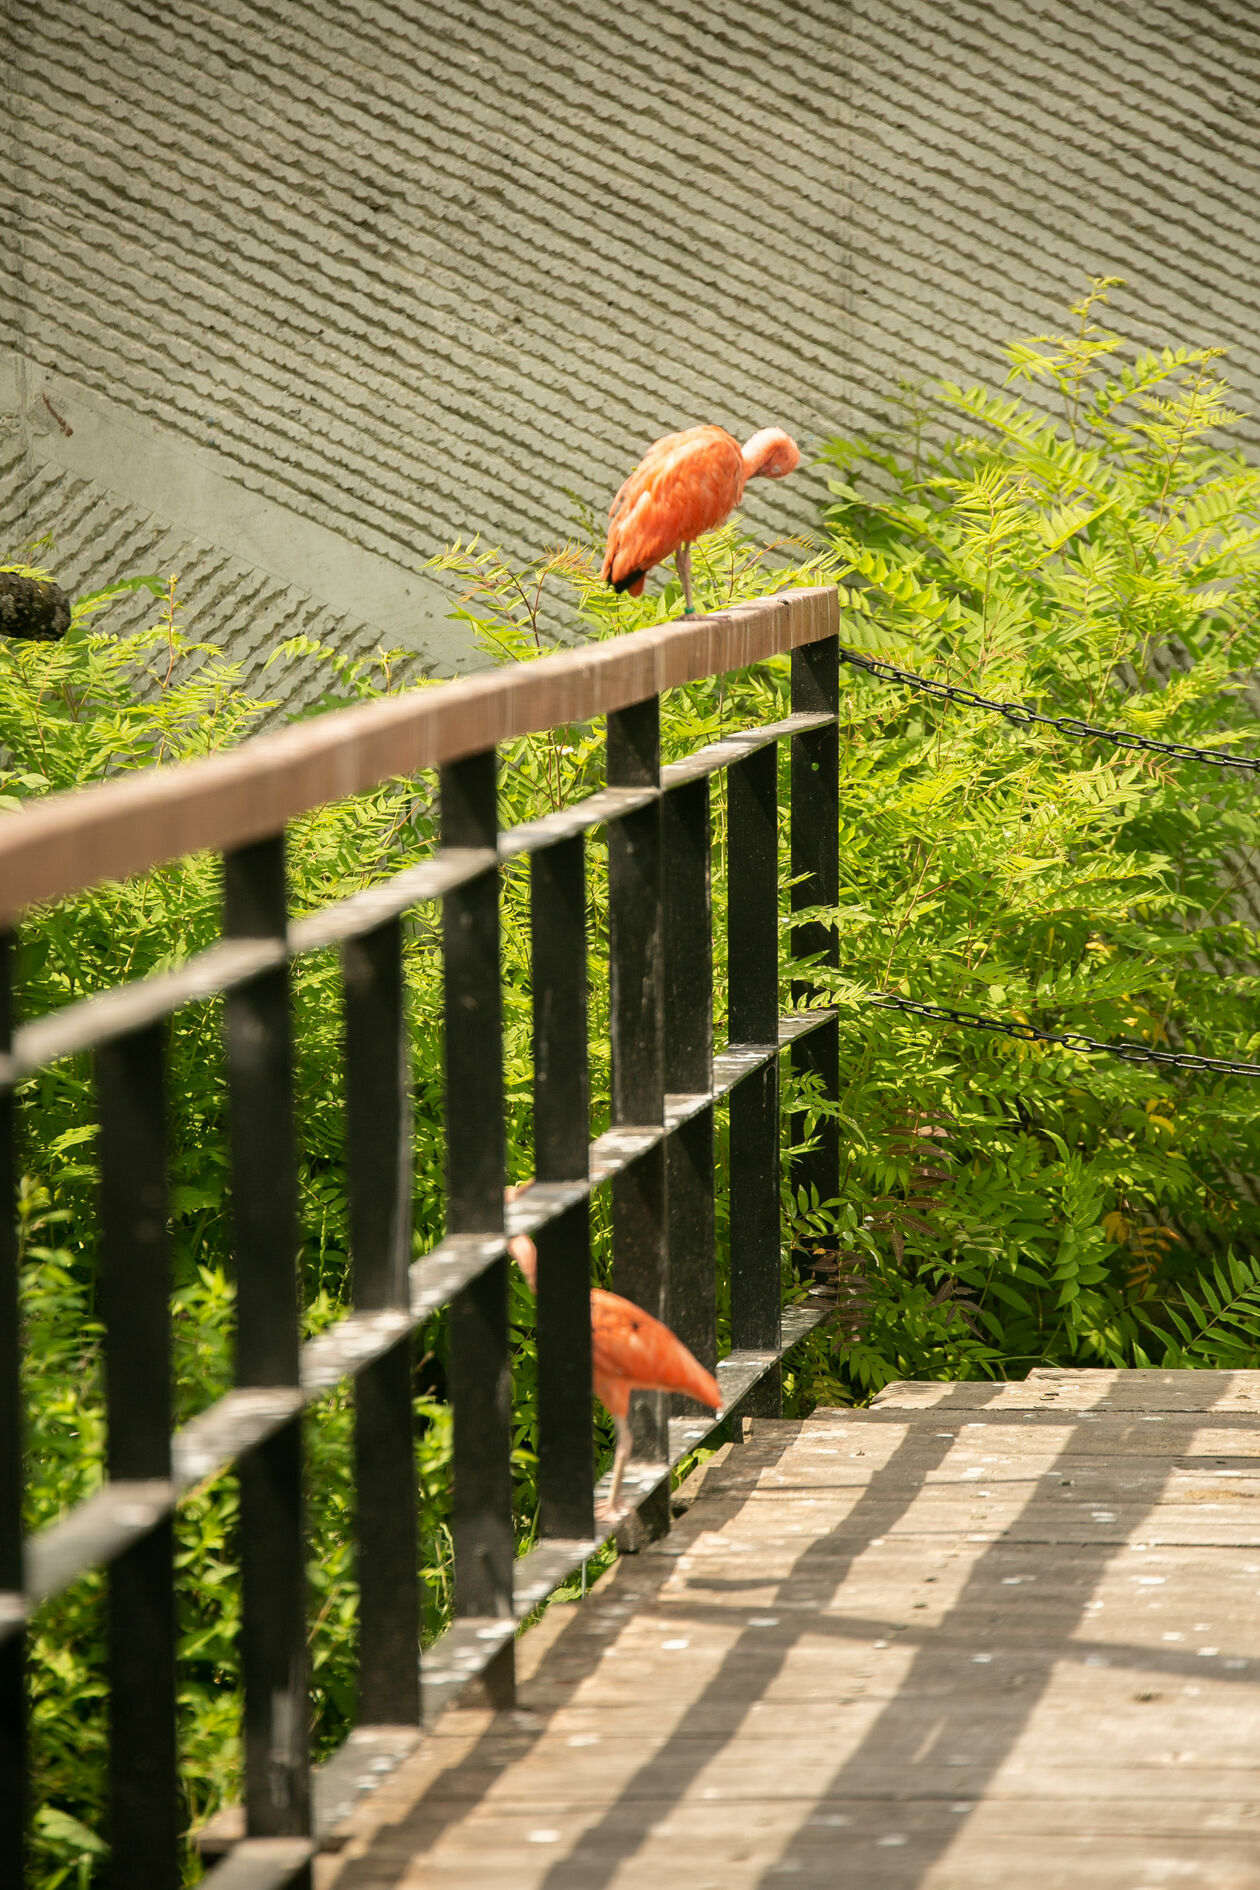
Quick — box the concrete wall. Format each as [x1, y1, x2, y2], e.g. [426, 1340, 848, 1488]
[3, 0, 1259, 705]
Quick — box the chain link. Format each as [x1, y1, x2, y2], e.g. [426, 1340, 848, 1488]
[862, 990, 1260, 1077]
[837, 644, 1260, 773]
[832, 642, 1260, 1072]
[830, 643, 1260, 1072]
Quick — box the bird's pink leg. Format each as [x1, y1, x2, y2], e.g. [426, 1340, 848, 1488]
[675, 543, 695, 616]
[597, 1414, 632, 1523]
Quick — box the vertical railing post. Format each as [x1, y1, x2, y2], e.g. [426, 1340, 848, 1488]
[663, 778, 717, 1410]
[531, 835, 596, 1542]
[441, 751, 515, 1706]
[223, 836, 311, 1865]
[0, 936, 23, 1884]
[98, 1023, 179, 1888]
[607, 698, 669, 1535]
[344, 918, 420, 1726]
[791, 632, 842, 1269]
[728, 743, 782, 1414]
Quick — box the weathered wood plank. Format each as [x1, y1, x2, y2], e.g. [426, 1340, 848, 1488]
[319, 1807, 1260, 1890]
[872, 1369, 1260, 1414]
[319, 1373, 1260, 1890]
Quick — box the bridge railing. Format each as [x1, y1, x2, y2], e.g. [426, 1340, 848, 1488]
[0, 584, 840, 1886]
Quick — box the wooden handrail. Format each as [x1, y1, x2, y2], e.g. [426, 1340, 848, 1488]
[0, 587, 836, 924]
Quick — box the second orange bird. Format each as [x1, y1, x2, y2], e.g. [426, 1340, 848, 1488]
[602, 424, 801, 617]
[506, 1196, 722, 1520]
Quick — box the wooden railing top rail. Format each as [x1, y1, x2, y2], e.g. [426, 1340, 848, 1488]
[0, 586, 837, 924]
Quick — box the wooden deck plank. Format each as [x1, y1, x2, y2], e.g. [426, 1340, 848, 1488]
[318, 1372, 1260, 1889]
[872, 1368, 1260, 1412]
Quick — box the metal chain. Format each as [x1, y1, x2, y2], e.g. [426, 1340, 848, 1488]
[830, 642, 1260, 1073]
[862, 990, 1260, 1077]
[837, 644, 1260, 774]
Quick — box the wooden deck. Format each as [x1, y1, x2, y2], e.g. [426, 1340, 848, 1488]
[318, 1370, 1260, 1889]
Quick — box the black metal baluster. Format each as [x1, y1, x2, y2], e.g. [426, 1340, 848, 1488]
[663, 778, 716, 1414]
[607, 699, 669, 1529]
[531, 835, 595, 1542]
[98, 1023, 179, 1887]
[791, 636, 841, 1274]
[728, 744, 782, 1414]
[441, 752, 514, 1705]
[0, 936, 23, 1882]
[344, 919, 419, 1726]
[223, 837, 311, 1856]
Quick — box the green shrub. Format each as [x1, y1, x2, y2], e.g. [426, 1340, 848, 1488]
[802, 279, 1260, 1395]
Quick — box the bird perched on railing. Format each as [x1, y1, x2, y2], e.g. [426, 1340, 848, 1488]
[601, 425, 801, 617]
[506, 1191, 722, 1520]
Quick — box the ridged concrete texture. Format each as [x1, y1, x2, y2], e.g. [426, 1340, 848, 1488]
[3, 0, 1260, 697]
[0, 416, 427, 711]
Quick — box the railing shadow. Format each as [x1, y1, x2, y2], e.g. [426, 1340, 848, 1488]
[326, 1426, 808, 1884]
[740, 1380, 1232, 1885]
[530, 1384, 1002, 1890]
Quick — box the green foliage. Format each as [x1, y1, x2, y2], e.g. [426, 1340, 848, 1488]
[8, 283, 1260, 1877]
[809, 277, 1260, 1396]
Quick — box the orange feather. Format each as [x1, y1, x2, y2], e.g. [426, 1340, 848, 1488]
[603, 426, 743, 597]
[507, 1229, 721, 1420]
[590, 1287, 722, 1420]
[602, 424, 801, 599]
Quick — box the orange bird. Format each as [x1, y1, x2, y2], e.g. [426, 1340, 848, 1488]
[602, 424, 801, 617]
[506, 1193, 722, 1519]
